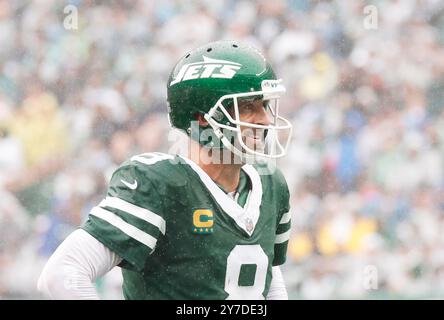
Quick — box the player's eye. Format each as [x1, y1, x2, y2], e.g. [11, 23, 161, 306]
[263, 101, 270, 110]
[239, 103, 255, 113]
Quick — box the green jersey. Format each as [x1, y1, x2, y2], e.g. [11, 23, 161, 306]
[82, 152, 291, 300]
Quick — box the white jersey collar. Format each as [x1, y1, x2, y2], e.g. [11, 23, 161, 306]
[178, 155, 262, 236]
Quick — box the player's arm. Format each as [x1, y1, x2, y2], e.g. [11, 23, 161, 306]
[268, 206, 291, 300]
[272, 178, 291, 266]
[268, 171, 292, 300]
[266, 266, 288, 300]
[82, 158, 167, 272]
[37, 228, 122, 299]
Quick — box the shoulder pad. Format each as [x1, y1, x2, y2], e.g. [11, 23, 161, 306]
[125, 152, 187, 188]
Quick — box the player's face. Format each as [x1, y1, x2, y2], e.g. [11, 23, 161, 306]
[235, 98, 271, 153]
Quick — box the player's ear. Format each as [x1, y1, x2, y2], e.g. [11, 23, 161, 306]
[194, 112, 209, 126]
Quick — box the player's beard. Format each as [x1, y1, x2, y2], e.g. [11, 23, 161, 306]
[209, 127, 269, 165]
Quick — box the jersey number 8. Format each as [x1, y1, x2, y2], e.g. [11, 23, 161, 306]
[224, 244, 268, 299]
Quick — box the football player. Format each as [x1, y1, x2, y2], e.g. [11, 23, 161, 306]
[38, 41, 293, 299]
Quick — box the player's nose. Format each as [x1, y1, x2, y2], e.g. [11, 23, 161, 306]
[254, 104, 271, 126]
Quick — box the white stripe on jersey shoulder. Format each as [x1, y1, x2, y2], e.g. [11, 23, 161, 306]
[90, 206, 158, 250]
[275, 229, 291, 244]
[130, 152, 174, 166]
[279, 211, 291, 224]
[178, 155, 262, 237]
[99, 197, 166, 235]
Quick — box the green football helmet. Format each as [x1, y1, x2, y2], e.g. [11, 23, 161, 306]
[167, 40, 292, 160]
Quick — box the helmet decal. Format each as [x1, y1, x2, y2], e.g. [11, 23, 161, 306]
[170, 56, 242, 86]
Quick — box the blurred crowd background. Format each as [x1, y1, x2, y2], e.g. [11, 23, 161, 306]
[0, 0, 443, 299]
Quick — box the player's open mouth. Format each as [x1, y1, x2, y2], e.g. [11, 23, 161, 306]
[244, 129, 265, 140]
[244, 133, 266, 151]
[244, 134, 263, 142]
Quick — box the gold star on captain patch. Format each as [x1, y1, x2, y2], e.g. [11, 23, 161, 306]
[194, 228, 197, 232]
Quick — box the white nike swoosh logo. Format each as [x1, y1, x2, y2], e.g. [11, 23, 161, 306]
[121, 179, 138, 190]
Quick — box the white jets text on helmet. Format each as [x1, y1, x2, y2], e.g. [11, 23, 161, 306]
[170, 56, 242, 86]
